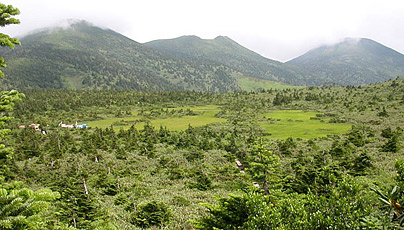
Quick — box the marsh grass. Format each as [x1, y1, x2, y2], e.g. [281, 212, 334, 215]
[260, 110, 352, 139]
[86, 105, 225, 131]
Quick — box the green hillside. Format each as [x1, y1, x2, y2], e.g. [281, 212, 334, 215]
[0, 20, 240, 92]
[287, 38, 404, 85]
[145, 35, 303, 85]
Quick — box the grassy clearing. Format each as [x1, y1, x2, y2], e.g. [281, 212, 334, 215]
[260, 110, 351, 139]
[237, 77, 305, 91]
[86, 105, 225, 131]
[86, 116, 141, 129]
[135, 115, 225, 131]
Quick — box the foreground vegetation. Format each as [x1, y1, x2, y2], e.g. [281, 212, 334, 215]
[0, 77, 403, 229]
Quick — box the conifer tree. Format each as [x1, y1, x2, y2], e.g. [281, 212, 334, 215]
[0, 3, 20, 77]
[0, 179, 61, 229]
[0, 3, 24, 178]
[0, 4, 63, 229]
[246, 140, 280, 195]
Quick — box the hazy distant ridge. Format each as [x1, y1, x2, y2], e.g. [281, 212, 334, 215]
[286, 38, 404, 85]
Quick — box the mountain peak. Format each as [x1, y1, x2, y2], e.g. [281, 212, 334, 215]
[19, 19, 99, 38]
[340, 37, 362, 44]
[213, 35, 238, 44]
[214, 35, 231, 40]
[287, 37, 404, 85]
[43, 19, 95, 32]
[58, 19, 91, 27]
[177, 35, 200, 39]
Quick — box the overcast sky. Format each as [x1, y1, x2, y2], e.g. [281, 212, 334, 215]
[2, 0, 404, 62]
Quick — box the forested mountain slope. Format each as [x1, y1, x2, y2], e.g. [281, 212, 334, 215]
[0, 20, 240, 92]
[145, 35, 302, 84]
[287, 38, 404, 85]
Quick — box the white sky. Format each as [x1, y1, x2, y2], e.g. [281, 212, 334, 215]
[1, 0, 404, 62]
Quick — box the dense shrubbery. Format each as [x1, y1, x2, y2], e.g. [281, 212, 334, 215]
[194, 176, 369, 230]
[0, 78, 402, 228]
[131, 200, 171, 228]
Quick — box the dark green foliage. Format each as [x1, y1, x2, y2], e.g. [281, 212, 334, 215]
[346, 125, 373, 147]
[377, 106, 389, 117]
[289, 161, 343, 194]
[0, 180, 61, 230]
[188, 169, 213, 191]
[113, 193, 129, 206]
[380, 127, 402, 153]
[246, 141, 280, 195]
[350, 152, 373, 175]
[193, 193, 252, 229]
[381, 127, 394, 138]
[273, 92, 292, 105]
[277, 137, 296, 155]
[0, 4, 25, 180]
[194, 177, 369, 230]
[329, 140, 354, 158]
[56, 178, 98, 229]
[0, 90, 24, 176]
[184, 150, 204, 162]
[381, 134, 401, 153]
[171, 196, 190, 207]
[131, 200, 171, 228]
[95, 173, 119, 196]
[0, 3, 20, 77]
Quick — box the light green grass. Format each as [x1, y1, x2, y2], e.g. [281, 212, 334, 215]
[135, 115, 225, 131]
[86, 116, 141, 129]
[260, 110, 351, 139]
[238, 77, 305, 91]
[86, 105, 225, 131]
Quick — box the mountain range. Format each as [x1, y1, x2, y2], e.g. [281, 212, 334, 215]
[0, 20, 403, 91]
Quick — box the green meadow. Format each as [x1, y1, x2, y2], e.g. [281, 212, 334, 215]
[86, 105, 225, 131]
[260, 110, 352, 139]
[87, 107, 351, 138]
